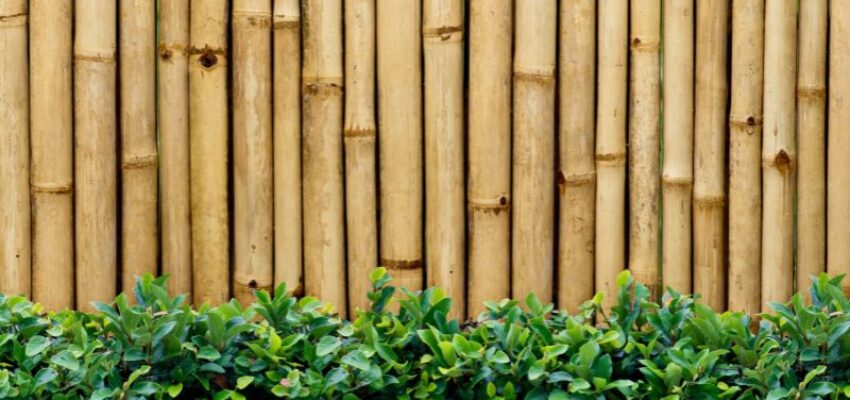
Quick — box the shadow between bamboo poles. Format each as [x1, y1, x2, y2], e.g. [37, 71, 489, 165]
[30, 0, 74, 309]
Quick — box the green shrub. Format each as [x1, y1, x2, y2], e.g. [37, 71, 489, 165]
[2, 269, 850, 399]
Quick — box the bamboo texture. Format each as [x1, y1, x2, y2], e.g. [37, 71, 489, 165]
[189, 1, 230, 306]
[302, 0, 347, 315]
[30, 0, 74, 310]
[233, 0, 274, 305]
[829, 1, 850, 290]
[344, 0, 378, 314]
[728, 0, 765, 313]
[75, 0, 117, 311]
[468, 0, 512, 315]
[158, 0, 192, 298]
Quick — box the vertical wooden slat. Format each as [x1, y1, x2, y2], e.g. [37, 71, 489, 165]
[344, 0, 378, 314]
[302, 0, 347, 314]
[233, 0, 274, 305]
[595, 0, 628, 307]
[628, 0, 661, 298]
[693, 0, 728, 310]
[75, 0, 118, 311]
[762, 0, 797, 309]
[30, 0, 74, 309]
[828, 1, 850, 290]
[377, 0, 423, 294]
[728, 0, 765, 313]
[0, 0, 31, 297]
[424, 0, 465, 318]
[189, 1, 230, 306]
[159, 0, 192, 298]
[273, 0, 303, 295]
[468, 0, 512, 315]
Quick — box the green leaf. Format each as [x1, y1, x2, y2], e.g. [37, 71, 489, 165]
[236, 376, 254, 390]
[342, 350, 372, 371]
[25, 336, 50, 357]
[167, 384, 183, 398]
[198, 346, 222, 361]
[316, 336, 341, 357]
[51, 350, 80, 371]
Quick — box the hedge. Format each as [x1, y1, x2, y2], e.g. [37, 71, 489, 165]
[2, 268, 850, 399]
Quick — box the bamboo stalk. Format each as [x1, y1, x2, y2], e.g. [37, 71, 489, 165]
[424, 0, 465, 318]
[273, 0, 303, 295]
[728, 0, 764, 314]
[75, 0, 117, 311]
[828, 1, 850, 290]
[120, 0, 158, 294]
[468, 0, 512, 315]
[513, 0, 556, 304]
[189, 1, 230, 306]
[233, 0, 274, 305]
[302, 0, 347, 315]
[693, 0, 728, 311]
[30, 0, 74, 310]
[661, 0, 694, 295]
[558, 0, 595, 312]
[796, 0, 827, 297]
[344, 0, 377, 314]
[158, 0, 191, 298]
[595, 0, 628, 308]
[0, 0, 31, 298]
[377, 0, 423, 294]
[762, 0, 797, 310]
[628, 0, 661, 299]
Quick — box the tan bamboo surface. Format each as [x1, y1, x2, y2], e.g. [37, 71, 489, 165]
[302, 0, 347, 315]
[0, 0, 31, 298]
[468, 0, 512, 316]
[120, 0, 159, 295]
[693, 0, 728, 311]
[344, 0, 378, 314]
[424, 0, 465, 318]
[661, 0, 694, 295]
[628, 0, 661, 299]
[158, 0, 192, 299]
[796, 0, 827, 297]
[273, 0, 303, 295]
[728, 0, 765, 314]
[829, 1, 850, 290]
[29, 0, 74, 310]
[761, 0, 797, 310]
[558, 0, 595, 313]
[189, 1, 230, 306]
[595, 0, 628, 309]
[377, 0, 424, 294]
[75, 0, 117, 311]
[233, 0, 274, 305]
[512, 0, 557, 305]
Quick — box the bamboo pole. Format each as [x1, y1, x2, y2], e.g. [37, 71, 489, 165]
[595, 0, 628, 308]
[120, 0, 158, 294]
[628, 0, 661, 299]
[158, 0, 191, 298]
[75, 0, 117, 311]
[30, 0, 74, 309]
[796, 0, 826, 296]
[728, 0, 764, 314]
[558, 0, 595, 312]
[828, 1, 850, 291]
[189, 1, 229, 306]
[661, 0, 694, 295]
[0, 0, 31, 298]
[468, 0, 512, 315]
[233, 0, 274, 305]
[273, 0, 303, 295]
[344, 0, 377, 314]
[302, 0, 347, 315]
[377, 0, 423, 294]
[762, 0, 797, 310]
[424, 0, 465, 318]
[693, 0, 728, 311]
[512, 0, 556, 304]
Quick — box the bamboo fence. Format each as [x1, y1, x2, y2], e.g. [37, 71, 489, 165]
[1, 1, 848, 317]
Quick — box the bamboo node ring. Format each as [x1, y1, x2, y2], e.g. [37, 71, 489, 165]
[381, 259, 423, 271]
[123, 153, 158, 169]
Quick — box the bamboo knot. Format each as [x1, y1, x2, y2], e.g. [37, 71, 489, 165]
[303, 81, 343, 96]
[158, 43, 187, 61]
[797, 84, 826, 100]
[730, 114, 763, 133]
[344, 127, 376, 139]
[0, 12, 26, 26]
[273, 19, 300, 30]
[234, 10, 272, 28]
[234, 275, 273, 291]
[123, 153, 158, 170]
[74, 51, 117, 64]
[423, 25, 464, 41]
[693, 195, 725, 207]
[595, 152, 626, 166]
[762, 150, 795, 170]
[31, 183, 73, 195]
[557, 170, 596, 187]
[381, 258, 423, 271]
[661, 176, 694, 188]
[468, 196, 510, 214]
[189, 46, 227, 69]
[630, 37, 660, 52]
[513, 67, 556, 84]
